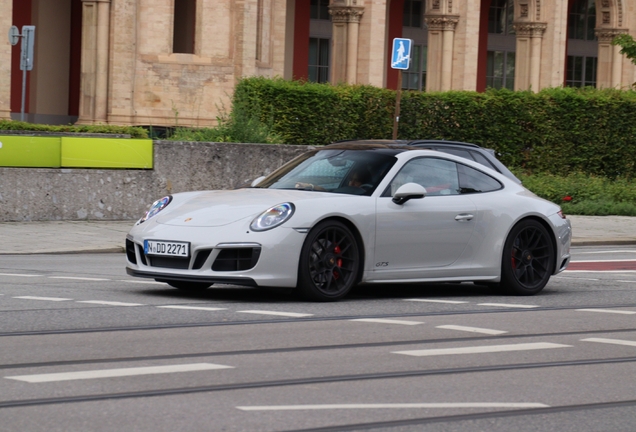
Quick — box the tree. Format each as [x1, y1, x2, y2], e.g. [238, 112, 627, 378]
[612, 34, 636, 64]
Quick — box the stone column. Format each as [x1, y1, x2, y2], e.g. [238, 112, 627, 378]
[77, 0, 111, 125]
[513, 22, 547, 91]
[424, 15, 459, 92]
[596, 28, 628, 89]
[329, 0, 364, 84]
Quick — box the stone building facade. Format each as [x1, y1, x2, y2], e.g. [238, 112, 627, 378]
[1, 0, 635, 127]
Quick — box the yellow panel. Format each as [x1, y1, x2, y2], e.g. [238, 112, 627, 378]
[61, 138, 153, 169]
[0, 136, 61, 167]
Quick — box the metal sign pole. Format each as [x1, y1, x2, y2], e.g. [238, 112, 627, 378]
[392, 71, 402, 140]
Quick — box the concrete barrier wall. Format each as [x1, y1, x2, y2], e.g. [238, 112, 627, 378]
[0, 141, 309, 222]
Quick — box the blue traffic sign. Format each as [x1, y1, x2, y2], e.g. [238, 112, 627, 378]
[391, 38, 412, 70]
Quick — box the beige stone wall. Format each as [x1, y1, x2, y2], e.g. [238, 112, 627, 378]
[106, 0, 289, 127]
[0, 0, 13, 120]
[356, 0, 388, 87]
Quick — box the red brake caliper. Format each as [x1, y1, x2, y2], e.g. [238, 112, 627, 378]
[333, 245, 342, 279]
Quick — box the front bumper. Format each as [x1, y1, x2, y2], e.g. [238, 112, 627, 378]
[125, 221, 307, 288]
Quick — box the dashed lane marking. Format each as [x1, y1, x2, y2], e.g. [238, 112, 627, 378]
[5, 363, 234, 383]
[404, 299, 468, 304]
[237, 310, 313, 318]
[236, 402, 550, 411]
[121, 280, 165, 285]
[576, 308, 636, 315]
[12, 296, 73, 302]
[351, 318, 423, 326]
[393, 342, 571, 357]
[157, 305, 227, 311]
[478, 303, 539, 309]
[436, 325, 507, 335]
[76, 300, 145, 307]
[582, 338, 636, 347]
[0, 273, 42, 277]
[49, 276, 111, 281]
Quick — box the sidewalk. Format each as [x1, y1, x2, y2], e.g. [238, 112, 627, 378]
[1, 215, 636, 255]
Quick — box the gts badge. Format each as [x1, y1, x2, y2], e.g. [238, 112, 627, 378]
[375, 262, 389, 267]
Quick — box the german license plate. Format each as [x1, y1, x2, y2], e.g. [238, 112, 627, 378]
[144, 240, 190, 257]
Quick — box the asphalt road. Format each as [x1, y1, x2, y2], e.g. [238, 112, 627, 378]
[0, 247, 635, 431]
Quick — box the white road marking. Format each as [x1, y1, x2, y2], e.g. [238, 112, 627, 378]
[13, 296, 73, 302]
[237, 310, 313, 318]
[555, 276, 599, 281]
[236, 402, 550, 411]
[351, 318, 423, 326]
[393, 342, 570, 357]
[5, 363, 234, 383]
[617, 280, 636, 283]
[76, 300, 145, 307]
[122, 280, 165, 285]
[478, 303, 539, 309]
[0, 273, 42, 277]
[565, 270, 636, 273]
[576, 250, 636, 255]
[404, 299, 468, 304]
[157, 305, 227, 311]
[570, 259, 636, 263]
[49, 276, 110, 281]
[436, 325, 507, 335]
[582, 338, 636, 347]
[576, 308, 636, 315]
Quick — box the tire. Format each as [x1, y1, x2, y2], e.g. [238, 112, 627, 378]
[297, 220, 360, 301]
[164, 281, 213, 292]
[499, 219, 555, 295]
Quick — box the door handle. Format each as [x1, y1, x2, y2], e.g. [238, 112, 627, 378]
[455, 214, 474, 222]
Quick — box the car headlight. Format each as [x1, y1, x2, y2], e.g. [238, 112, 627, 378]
[138, 195, 172, 224]
[250, 203, 295, 231]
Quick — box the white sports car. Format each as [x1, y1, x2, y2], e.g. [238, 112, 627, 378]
[126, 141, 572, 301]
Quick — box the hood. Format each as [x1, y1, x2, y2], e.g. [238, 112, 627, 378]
[155, 188, 329, 227]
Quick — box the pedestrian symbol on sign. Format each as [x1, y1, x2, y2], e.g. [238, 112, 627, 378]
[391, 38, 412, 70]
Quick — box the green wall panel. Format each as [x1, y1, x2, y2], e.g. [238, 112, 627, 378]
[61, 138, 153, 169]
[0, 136, 61, 167]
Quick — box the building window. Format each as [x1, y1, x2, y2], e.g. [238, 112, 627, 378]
[488, 0, 514, 35]
[486, 51, 515, 90]
[173, 0, 196, 54]
[310, 0, 330, 21]
[403, 45, 427, 91]
[308, 38, 330, 83]
[403, 0, 423, 28]
[566, 56, 597, 87]
[569, 0, 596, 41]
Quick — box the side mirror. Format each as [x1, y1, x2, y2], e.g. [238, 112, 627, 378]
[392, 182, 426, 205]
[251, 176, 266, 187]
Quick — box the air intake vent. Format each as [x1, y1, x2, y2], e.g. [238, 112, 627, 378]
[125, 239, 137, 264]
[212, 248, 261, 272]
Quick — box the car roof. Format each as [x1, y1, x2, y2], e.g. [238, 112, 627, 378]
[326, 139, 522, 184]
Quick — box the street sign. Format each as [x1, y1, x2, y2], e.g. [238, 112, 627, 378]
[8, 25, 19, 46]
[391, 38, 412, 70]
[20, 26, 35, 71]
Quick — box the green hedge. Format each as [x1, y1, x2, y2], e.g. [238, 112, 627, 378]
[0, 120, 149, 139]
[235, 77, 636, 179]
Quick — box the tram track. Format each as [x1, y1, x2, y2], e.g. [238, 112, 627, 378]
[1, 325, 636, 371]
[1, 355, 636, 409]
[2, 302, 636, 338]
[286, 398, 636, 431]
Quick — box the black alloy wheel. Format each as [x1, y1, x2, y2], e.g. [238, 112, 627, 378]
[499, 219, 555, 295]
[297, 220, 360, 301]
[165, 281, 213, 291]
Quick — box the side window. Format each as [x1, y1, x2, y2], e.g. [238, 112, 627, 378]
[435, 147, 474, 161]
[458, 164, 502, 194]
[470, 150, 498, 171]
[388, 158, 460, 196]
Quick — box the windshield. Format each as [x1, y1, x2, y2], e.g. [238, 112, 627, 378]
[253, 150, 397, 196]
